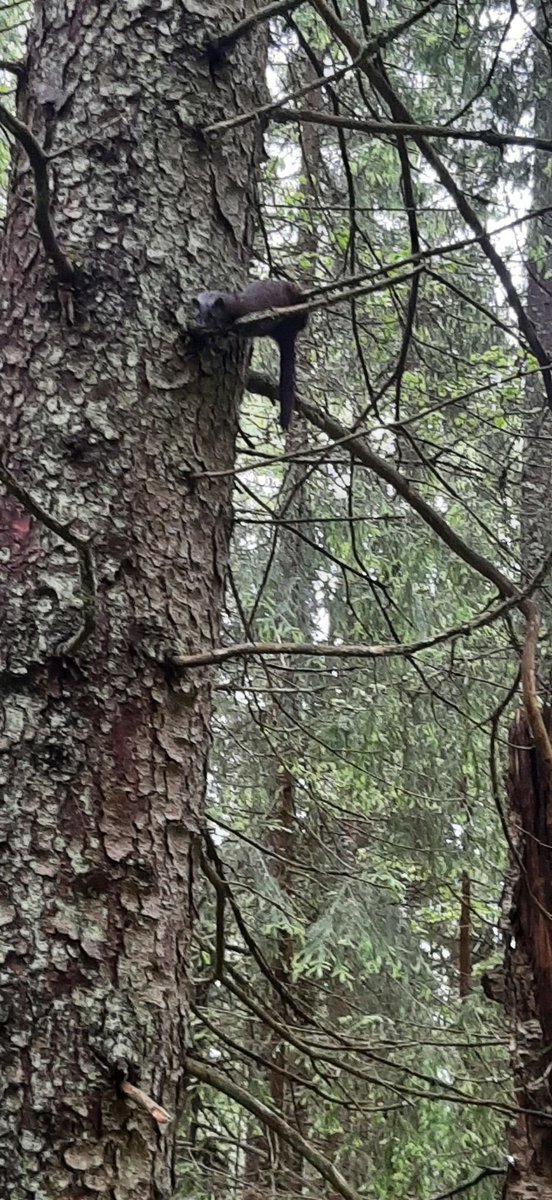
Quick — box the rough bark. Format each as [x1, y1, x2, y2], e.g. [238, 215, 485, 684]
[0, 3, 265, 1197]
[502, 711, 552, 1199]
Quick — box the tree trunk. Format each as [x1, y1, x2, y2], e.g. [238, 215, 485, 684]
[0, 3, 265, 1196]
[501, 20, 552, 1197]
[242, 66, 322, 1198]
[458, 870, 471, 998]
[502, 711, 552, 1199]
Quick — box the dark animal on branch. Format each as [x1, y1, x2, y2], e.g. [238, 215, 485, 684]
[191, 279, 308, 430]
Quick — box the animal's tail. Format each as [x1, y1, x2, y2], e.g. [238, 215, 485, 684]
[278, 335, 296, 430]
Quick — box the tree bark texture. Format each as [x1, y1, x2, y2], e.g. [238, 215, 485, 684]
[502, 710, 552, 1199]
[0, 3, 265, 1197]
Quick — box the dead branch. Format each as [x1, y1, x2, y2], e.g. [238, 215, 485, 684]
[272, 106, 552, 156]
[173, 594, 522, 669]
[120, 1081, 172, 1126]
[207, 0, 304, 55]
[0, 101, 75, 283]
[185, 1054, 363, 1200]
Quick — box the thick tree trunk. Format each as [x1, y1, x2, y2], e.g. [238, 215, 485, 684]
[0, 3, 265, 1197]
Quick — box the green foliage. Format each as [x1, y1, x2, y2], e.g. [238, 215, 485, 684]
[185, 2, 542, 1199]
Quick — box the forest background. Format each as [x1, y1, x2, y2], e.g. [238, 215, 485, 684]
[2, 1, 552, 1198]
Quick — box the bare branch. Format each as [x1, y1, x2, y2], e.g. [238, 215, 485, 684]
[271, 106, 552, 155]
[296, 392, 552, 776]
[208, 0, 443, 62]
[427, 1166, 505, 1200]
[185, 1055, 363, 1200]
[0, 102, 76, 283]
[371, 0, 446, 50]
[207, 0, 304, 55]
[120, 1082, 172, 1126]
[293, 403, 519, 597]
[203, 56, 362, 136]
[293, 205, 552, 301]
[173, 594, 525, 669]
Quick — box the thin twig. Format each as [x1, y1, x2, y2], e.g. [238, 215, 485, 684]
[207, 0, 304, 54]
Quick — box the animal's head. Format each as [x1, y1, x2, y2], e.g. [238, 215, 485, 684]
[190, 291, 231, 330]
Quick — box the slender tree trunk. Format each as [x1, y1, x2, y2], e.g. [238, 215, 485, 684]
[0, 3, 265, 1196]
[458, 870, 471, 998]
[242, 66, 322, 1200]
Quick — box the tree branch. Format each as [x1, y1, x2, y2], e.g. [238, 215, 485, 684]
[292, 400, 520, 598]
[207, 0, 304, 55]
[217, 968, 545, 1118]
[184, 1055, 363, 1200]
[308, 0, 552, 412]
[0, 102, 76, 284]
[428, 1166, 505, 1200]
[205, 0, 444, 134]
[203, 56, 362, 136]
[245, 377, 552, 778]
[173, 592, 524, 669]
[305, 0, 552, 775]
[271, 106, 552, 155]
